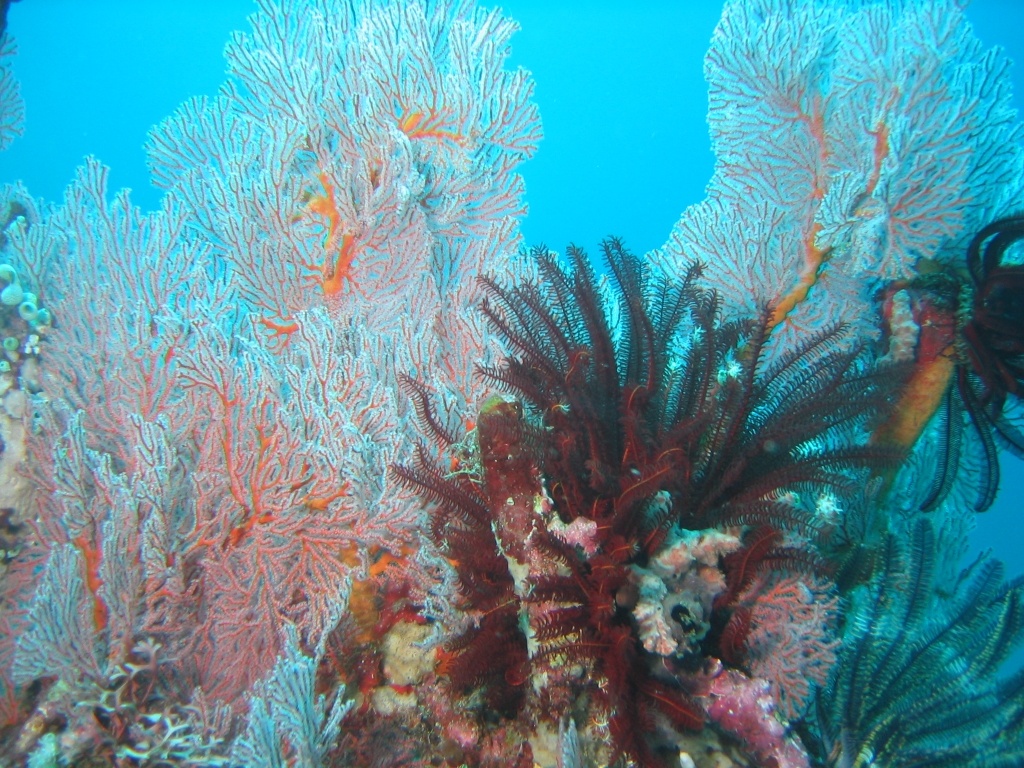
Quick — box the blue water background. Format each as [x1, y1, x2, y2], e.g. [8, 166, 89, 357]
[1, 0, 1022, 572]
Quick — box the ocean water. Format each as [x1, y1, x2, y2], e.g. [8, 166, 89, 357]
[2, 0, 1024, 765]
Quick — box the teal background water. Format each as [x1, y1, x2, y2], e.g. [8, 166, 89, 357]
[1, 0, 1023, 569]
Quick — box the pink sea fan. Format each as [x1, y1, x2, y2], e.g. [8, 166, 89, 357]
[654, 0, 1024, 352]
[741, 573, 840, 721]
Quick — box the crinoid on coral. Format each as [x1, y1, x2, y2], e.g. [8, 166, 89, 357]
[876, 215, 1024, 512]
[478, 239, 903, 536]
[804, 519, 1024, 767]
[397, 238, 904, 766]
[392, 381, 531, 722]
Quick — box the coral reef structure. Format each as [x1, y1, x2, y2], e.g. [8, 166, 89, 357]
[0, 0, 1023, 765]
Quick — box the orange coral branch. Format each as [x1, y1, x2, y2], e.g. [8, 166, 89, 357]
[768, 222, 831, 330]
[399, 108, 465, 146]
[306, 172, 362, 296]
[866, 119, 891, 197]
[321, 232, 360, 296]
[766, 92, 834, 331]
[303, 480, 351, 512]
[74, 533, 109, 633]
[224, 513, 277, 549]
[258, 315, 300, 343]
